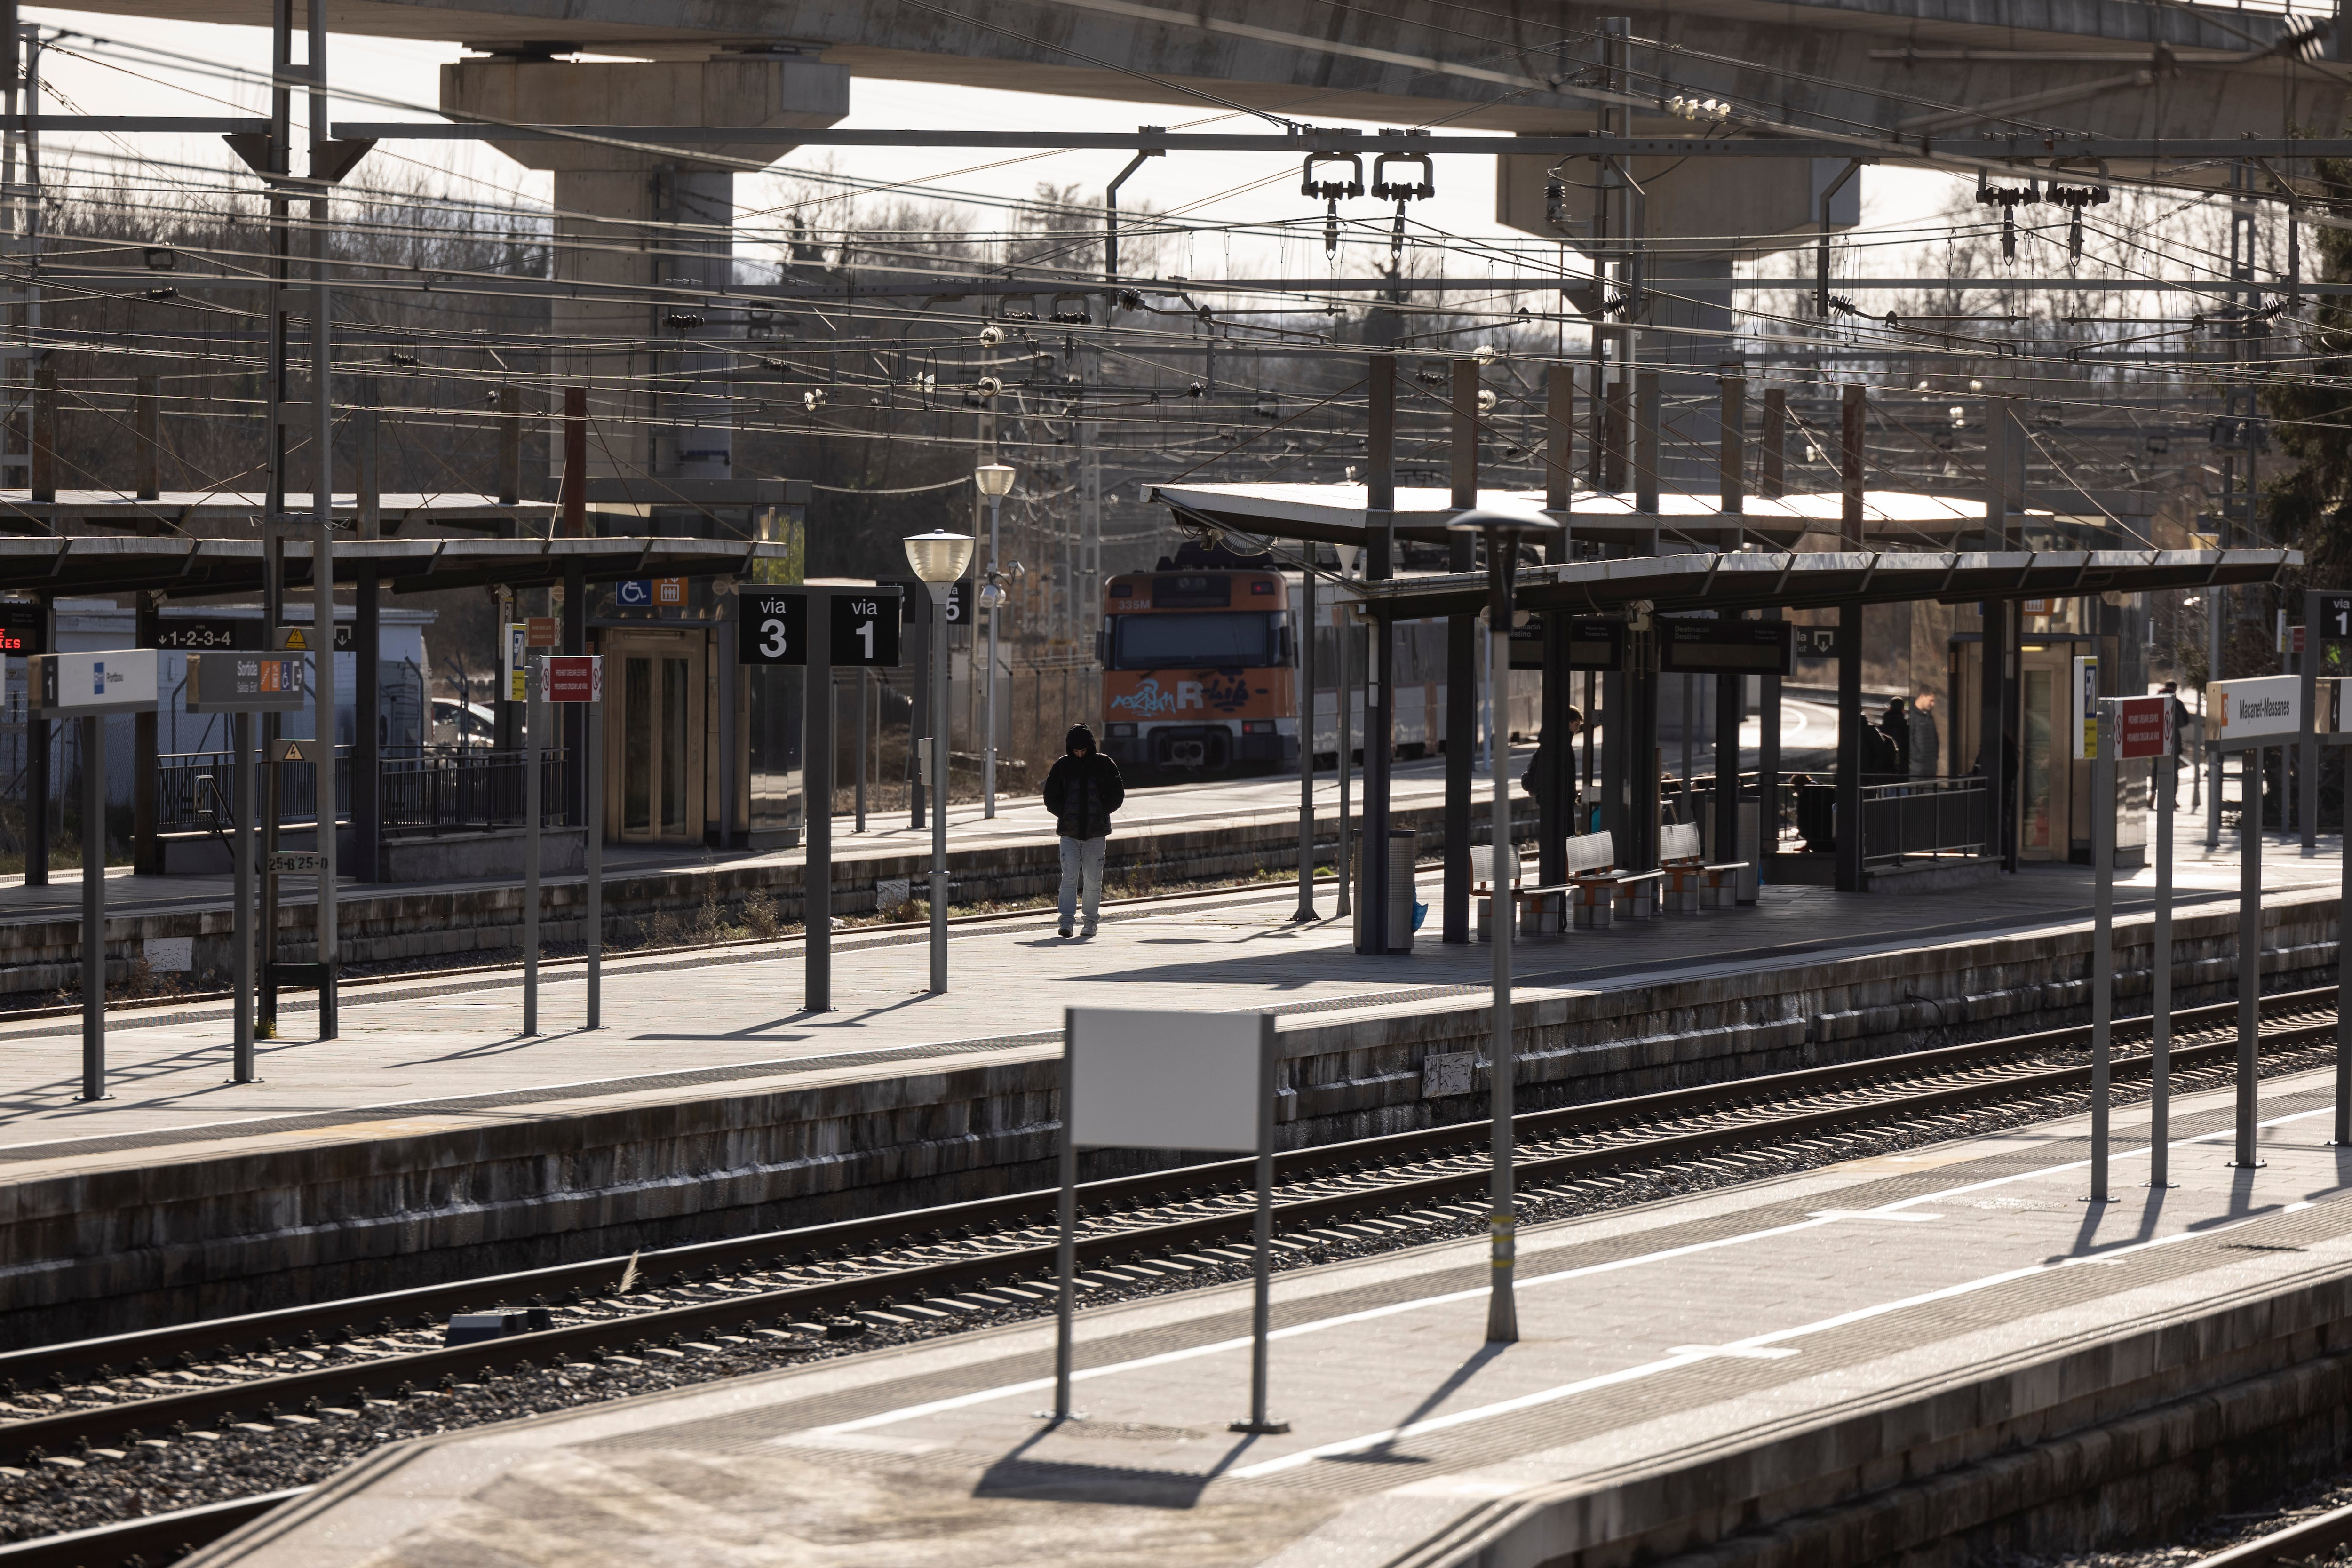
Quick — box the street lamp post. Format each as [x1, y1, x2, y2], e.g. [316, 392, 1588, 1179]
[1445, 504, 1562, 1346]
[975, 462, 1017, 817]
[906, 530, 977, 991]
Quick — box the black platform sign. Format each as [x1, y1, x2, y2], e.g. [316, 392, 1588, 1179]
[739, 593, 810, 666]
[893, 578, 965, 626]
[829, 591, 902, 667]
[1509, 615, 1625, 672]
[1659, 618, 1795, 676]
[1793, 625, 1841, 660]
[739, 588, 903, 668]
[154, 616, 243, 651]
[0, 601, 43, 657]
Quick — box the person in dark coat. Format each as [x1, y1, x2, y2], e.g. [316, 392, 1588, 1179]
[1520, 706, 1585, 820]
[1042, 724, 1126, 938]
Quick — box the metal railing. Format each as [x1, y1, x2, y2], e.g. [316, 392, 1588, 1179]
[1857, 776, 1990, 863]
[157, 747, 575, 838]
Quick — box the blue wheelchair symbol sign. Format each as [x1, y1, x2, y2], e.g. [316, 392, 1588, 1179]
[616, 580, 652, 608]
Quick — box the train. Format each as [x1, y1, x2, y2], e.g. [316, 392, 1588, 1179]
[1093, 558, 1540, 776]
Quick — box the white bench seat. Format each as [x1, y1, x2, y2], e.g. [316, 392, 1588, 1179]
[1657, 820, 1752, 913]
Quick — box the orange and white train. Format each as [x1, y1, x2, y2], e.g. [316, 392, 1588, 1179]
[1093, 566, 1537, 774]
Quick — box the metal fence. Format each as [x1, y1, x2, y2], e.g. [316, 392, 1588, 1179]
[158, 747, 575, 839]
[1857, 777, 1991, 862]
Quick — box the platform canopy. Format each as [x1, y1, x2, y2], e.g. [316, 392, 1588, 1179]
[1355, 546, 2300, 620]
[0, 534, 786, 597]
[0, 491, 557, 535]
[1146, 482, 2159, 552]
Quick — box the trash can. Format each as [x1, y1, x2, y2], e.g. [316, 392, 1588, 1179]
[1353, 827, 1417, 953]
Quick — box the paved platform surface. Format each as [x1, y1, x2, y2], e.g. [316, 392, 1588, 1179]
[0, 807, 2337, 1176]
[0, 756, 1480, 920]
[186, 1054, 2352, 1568]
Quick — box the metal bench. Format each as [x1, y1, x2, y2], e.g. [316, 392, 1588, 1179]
[1472, 842, 1530, 942]
[1657, 820, 1752, 914]
[1520, 830, 1661, 931]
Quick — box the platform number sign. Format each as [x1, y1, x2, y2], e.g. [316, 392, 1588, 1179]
[2317, 594, 2352, 675]
[739, 594, 809, 666]
[830, 594, 901, 667]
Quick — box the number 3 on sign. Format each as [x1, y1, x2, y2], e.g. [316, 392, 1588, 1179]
[737, 594, 808, 667]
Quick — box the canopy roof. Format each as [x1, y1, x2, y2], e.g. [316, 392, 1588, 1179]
[1147, 482, 2162, 552]
[1356, 548, 2299, 620]
[0, 535, 785, 597]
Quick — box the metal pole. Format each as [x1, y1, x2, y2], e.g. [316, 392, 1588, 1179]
[1295, 556, 1316, 922]
[1336, 586, 1352, 919]
[2089, 703, 2113, 1202]
[930, 584, 951, 991]
[586, 692, 602, 1030]
[2151, 738, 2176, 1186]
[79, 712, 104, 1101]
[807, 605, 834, 1011]
[2339, 723, 2352, 1144]
[1232, 1011, 1287, 1433]
[909, 594, 928, 832]
[232, 710, 256, 1082]
[855, 666, 868, 834]
[1053, 1008, 1078, 1420]
[1486, 541, 1518, 1344]
[984, 494, 1001, 818]
[308, 0, 337, 1036]
[2207, 592, 2225, 850]
[2235, 745, 2262, 1166]
[2303, 589, 2321, 855]
[523, 663, 540, 1035]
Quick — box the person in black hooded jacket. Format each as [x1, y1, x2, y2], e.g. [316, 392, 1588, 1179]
[1042, 724, 1125, 937]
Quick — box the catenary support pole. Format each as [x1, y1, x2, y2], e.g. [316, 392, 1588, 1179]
[1486, 537, 1519, 1344]
[522, 664, 540, 1035]
[2089, 702, 2114, 1202]
[807, 625, 834, 1011]
[2151, 725, 2175, 1186]
[586, 692, 603, 1030]
[1445, 359, 1478, 944]
[2236, 745, 2263, 1166]
[1336, 580, 1352, 919]
[1836, 600, 1865, 892]
[1295, 554, 1316, 921]
[79, 712, 104, 1100]
[2338, 723, 2351, 1145]
[233, 710, 256, 1082]
[1363, 355, 1397, 955]
[2304, 589, 2321, 855]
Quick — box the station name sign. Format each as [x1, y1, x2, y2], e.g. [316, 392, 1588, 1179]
[2209, 674, 2300, 747]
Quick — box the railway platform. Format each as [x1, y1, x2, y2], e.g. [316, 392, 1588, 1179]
[0, 808, 2344, 1353]
[183, 1056, 2352, 1568]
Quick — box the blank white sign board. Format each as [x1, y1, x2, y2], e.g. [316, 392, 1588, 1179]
[1068, 1007, 1262, 1151]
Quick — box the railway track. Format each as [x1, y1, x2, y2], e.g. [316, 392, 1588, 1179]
[5, 981, 2339, 1482]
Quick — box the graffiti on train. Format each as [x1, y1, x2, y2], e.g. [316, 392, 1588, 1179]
[1106, 671, 1253, 717]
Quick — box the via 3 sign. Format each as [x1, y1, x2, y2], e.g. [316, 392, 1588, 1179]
[2209, 675, 2301, 746]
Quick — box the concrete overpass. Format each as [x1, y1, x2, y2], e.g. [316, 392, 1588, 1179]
[69, 0, 2352, 483]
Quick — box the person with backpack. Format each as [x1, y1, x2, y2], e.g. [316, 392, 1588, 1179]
[1043, 724, 1126, 938]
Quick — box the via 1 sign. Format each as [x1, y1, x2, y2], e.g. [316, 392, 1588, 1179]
[2111, 695, 2174, 759]
[829, 592, 902, 667]
[538, 655, 602, 703]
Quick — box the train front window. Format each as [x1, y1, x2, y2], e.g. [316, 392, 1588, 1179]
[1110, 612, 1278, 669]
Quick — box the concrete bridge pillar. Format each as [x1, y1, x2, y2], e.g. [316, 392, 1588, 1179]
[440, 54, 850, 488]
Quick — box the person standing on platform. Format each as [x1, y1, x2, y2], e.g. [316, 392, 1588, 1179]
[2161, 682, 2192, 805]
[1909, 692, 1941, 779]
[1044, 724, 1125, 939]
[1521, 705, 1585, 828]
[1878, 697, 1911, 781]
